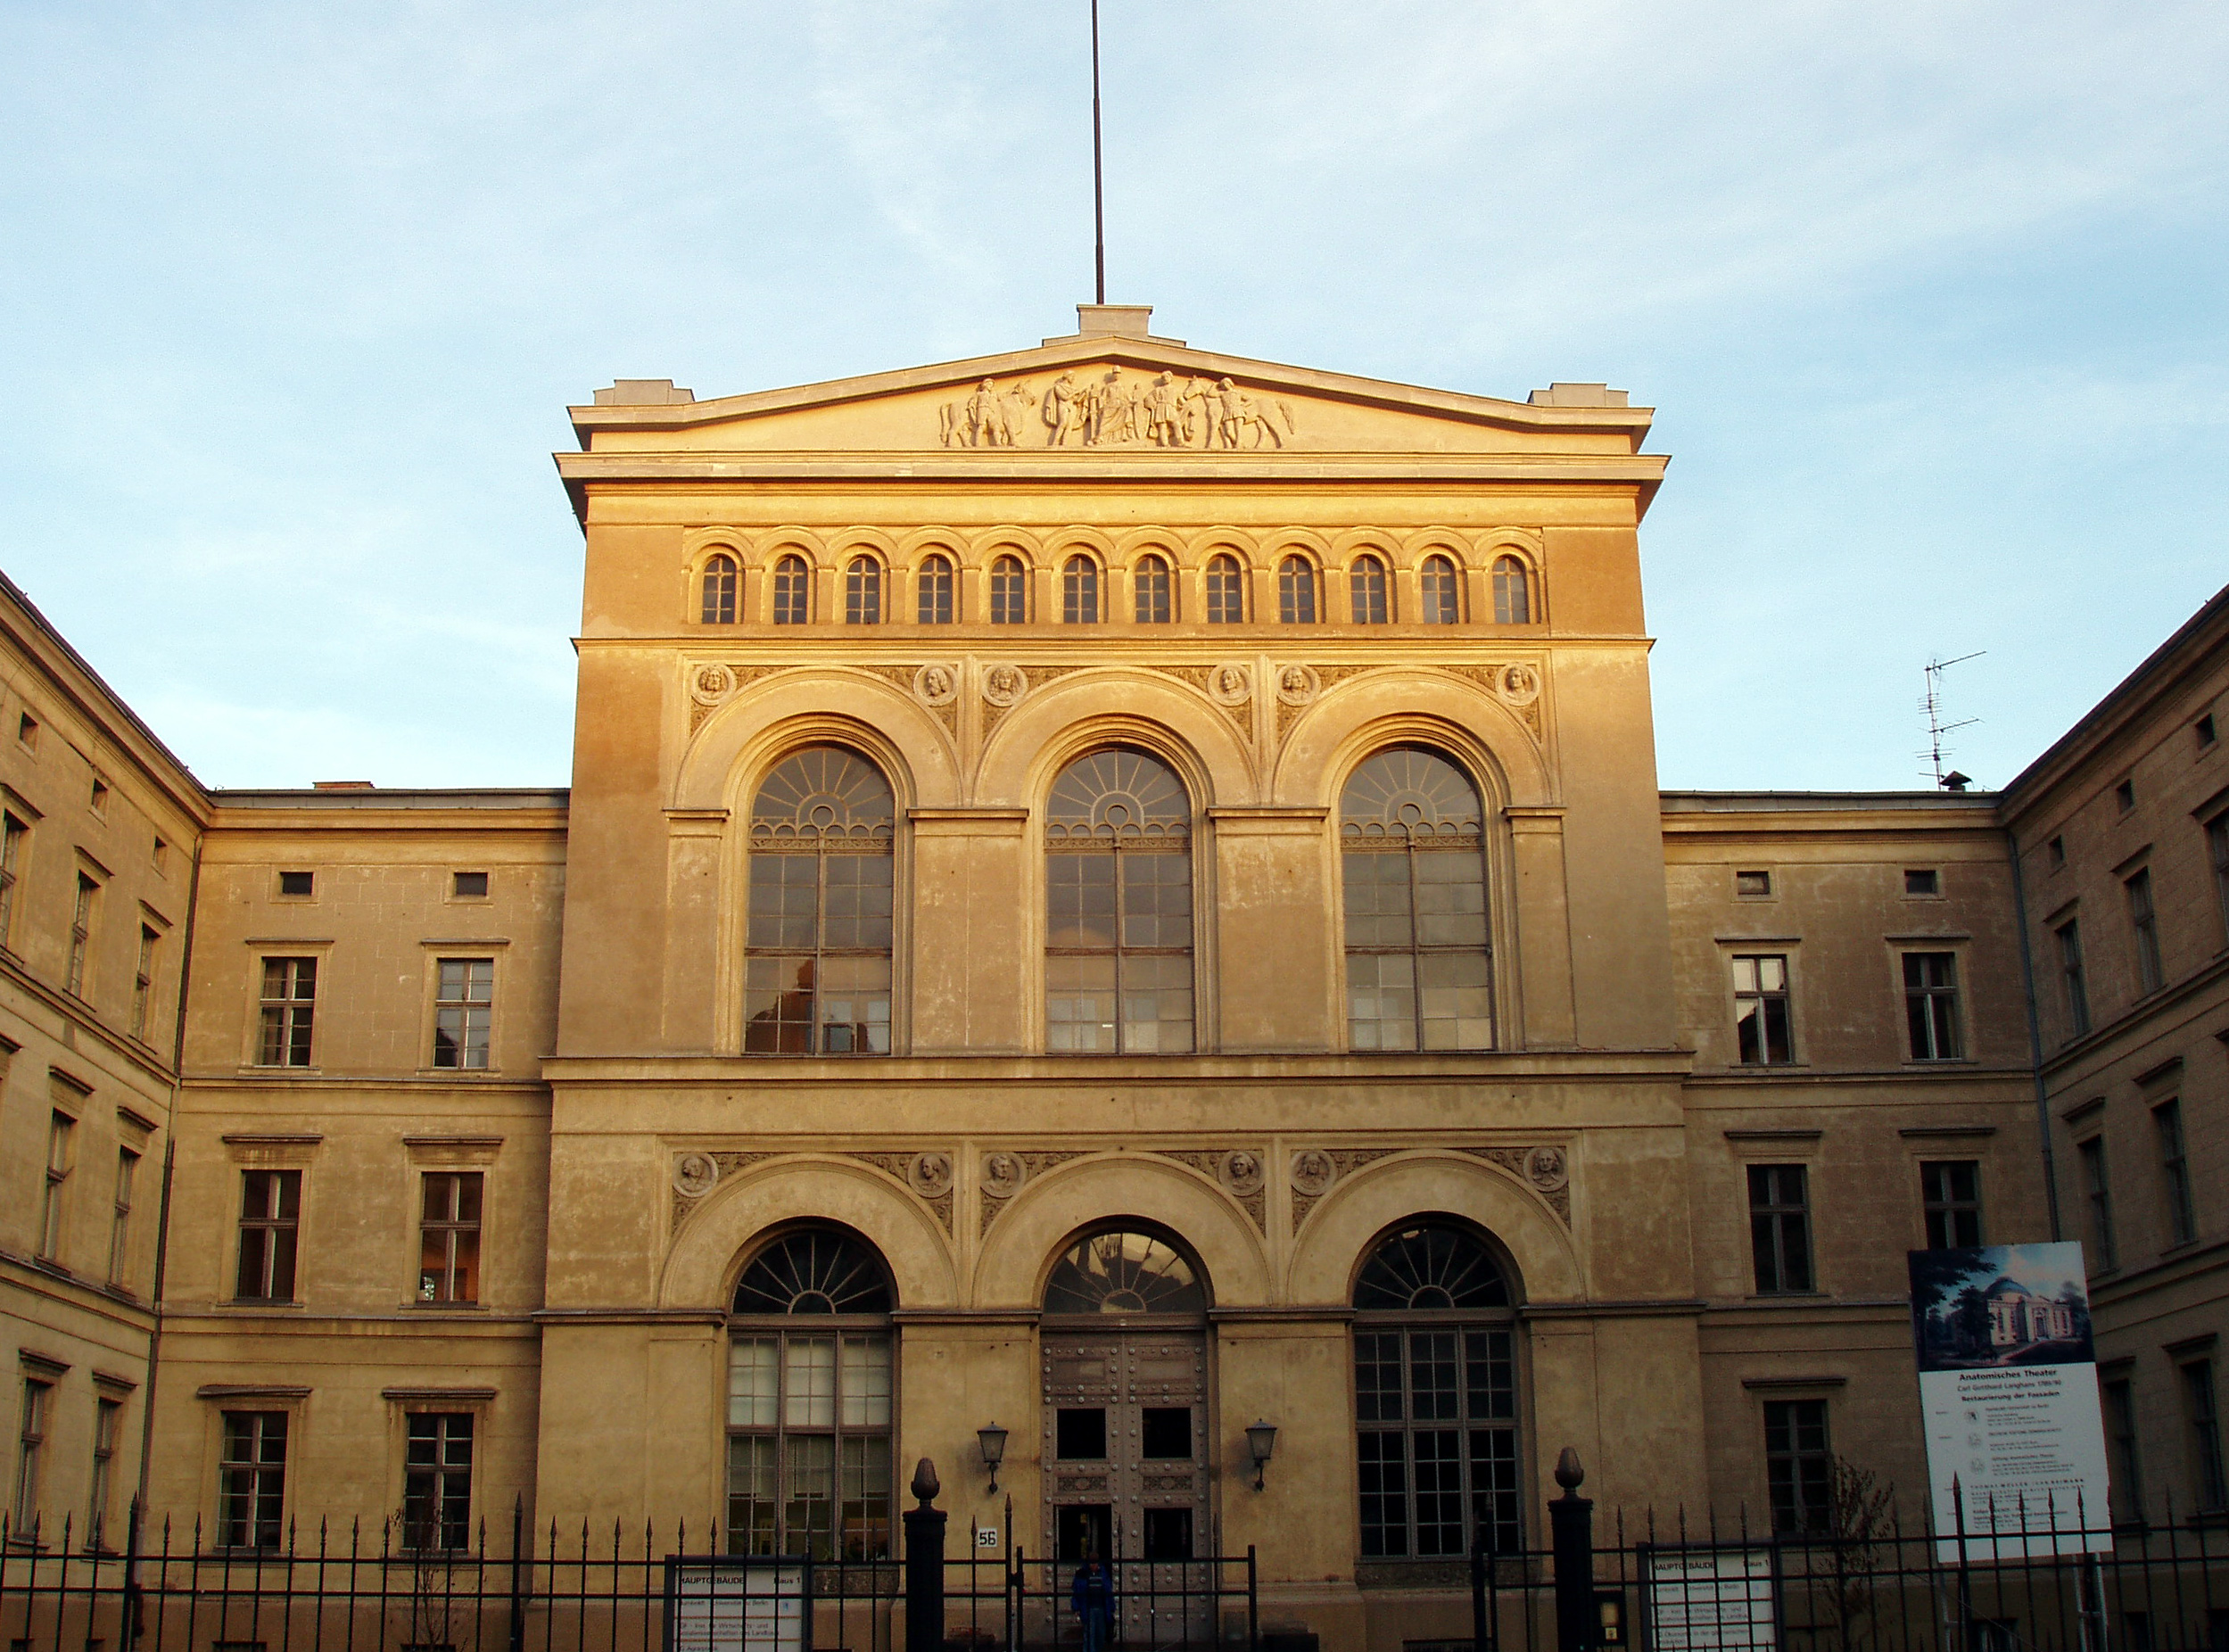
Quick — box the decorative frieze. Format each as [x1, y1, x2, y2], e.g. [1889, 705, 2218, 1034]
[1288, 1144, 1573, 1232]
[668, 1148, 957, 1236]
[937, 369, 1298, 451]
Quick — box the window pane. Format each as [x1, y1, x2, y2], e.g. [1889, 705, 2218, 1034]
[839, 1335, 891, 1427]
[1346, 953, 1418, 1050]
[785, 1434, 836, 1559]
[729, 1336, 778, 1427]
[1045, 955, 1119, 1051]
[1358, 1432, 1408, 1557]
[785, 1336, 837, 1427]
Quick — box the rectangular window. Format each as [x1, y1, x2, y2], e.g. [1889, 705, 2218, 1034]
[108, 1146, 139, 1286]
[726, 1334, 891, 1561]
[2208, 812, 2229, 944]
[2184, 1360, 2228, 1513]
[1763, 1399, 1831, 1533]
[2200, 712, 2218, 749]
[1133, 559, 1172, 624]
[277, 870, 313, 897]
[915, 558, 954, 624]
[17, 712, 37, 749]
[1277, 559, 1316, 624]
[257, 957, 317, 1067]
[2103, 1376, 2143, 1524]
[2057, 921, 2091, 1037]
[218, 1411, 287, 1549]
[1061, 560, 1100, 624]
[2127, 869, 2163, 995]
[451, 871, 488, 899]
[235, 1169, 301, 1301]
[0, 813, 28, 949]
[1921, 1160, 1983, 1249]
[1903, 951, 1962, 1061]
[1732, 954, 1794, 1064]
[2049, 835, 2066, 870]
[1748, 1164, 1813, 1293]
[2078, 1136, 2117, 1272]
[1904, 869, 1941, 896]
[843, 561, 881, 625]
[39, 1110, 75, 1263]
[1735, 869, 1771, 898]
[88, 1396, 121, 1548]
[2117, 779, 2136, 812]
[2156, 1100, 2196, 1247]
[988, 560, 1026, 624]
[14, 1377, 51, 1530]
[130, 925, 159, 1041]
[418, 1172, 483, 1304]
[402, 1413, 473, 1550]
[1353, 1326, 1519, 1558]
[88, 778, 108, 815]
[433, 957, 494, 1070]
[66, 871, 97, 997]
[1204, 560, 1243, 624]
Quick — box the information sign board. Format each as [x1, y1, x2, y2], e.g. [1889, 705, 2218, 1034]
[664, 1557, 811, 1652]
[1639, 1545, 1776, 1652]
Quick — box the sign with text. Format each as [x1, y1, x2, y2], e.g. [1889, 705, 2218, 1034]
[1909, 1242, 2112, 1558]
[1639, 1545, 1776, 1652]
[664, 1558, 810, 1652]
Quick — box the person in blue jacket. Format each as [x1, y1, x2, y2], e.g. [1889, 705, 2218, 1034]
[1071, 1554, 1114, 1652]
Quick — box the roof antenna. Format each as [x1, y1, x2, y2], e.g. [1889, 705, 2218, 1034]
[1091, 0, 1105, 304]
[1919, 651, 1985, 789]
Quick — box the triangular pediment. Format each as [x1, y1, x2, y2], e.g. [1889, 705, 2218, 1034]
[569, 325, 1650, 459]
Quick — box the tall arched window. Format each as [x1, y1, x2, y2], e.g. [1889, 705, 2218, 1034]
[1044, 1229, 1208, 1314]
[1206, 555, 1244, 624]
[702, 554, 739, 624]
[1062, 556, 1101, 624]
[1419, 556, 1460, 624]
[1135, 555, 1173, 624]
[772, 555, 811, 625]
[728, 1227, 895, 1561]
[990, 555, 1028, 624]
[1278, 555, 1318, 624]
[1045, 749, 1193, 1053]
[746, 748, 894, 1054]
[1350, 555, 1390, 624]
[844, 558, 882, 624]
[1491, 556, 1532, 624]
[916, 554, 954, 624]
[1341, 748, 1492, 1051]
[1354, 1222, 1519, 1557]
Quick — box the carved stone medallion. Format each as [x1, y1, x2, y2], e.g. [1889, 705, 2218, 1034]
[1290, 1149, 1333, 1195]
[908, 1151, 954, 1199]
[982, 1152, 1024, 1198]
[1218, 1150, 1265, 1197]
[981, 665, 1028, 708]
[1525, 1144, 1569, 1193]
[913, 663, 959, 707]
[1498, 663, 1542, 706]
[1274, 664, 1319, 707]
[688, 663, 735, 706]
[673, 1152, 720, 1197]
[1208, 663, 1252, 706]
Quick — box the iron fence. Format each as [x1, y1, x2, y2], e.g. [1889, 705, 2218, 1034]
[0, 1507, 1255, 1652]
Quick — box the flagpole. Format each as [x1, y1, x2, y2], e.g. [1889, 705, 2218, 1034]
[1091, 0, 1105, 304]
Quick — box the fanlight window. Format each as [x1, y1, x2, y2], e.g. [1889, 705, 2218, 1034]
[1279, 555, 1317, 624]
[1420, 556, 1460, 624]
[733, 1228, 894, 1315]
[772, 555, 810, 625]
[845, 558, 882, 624]
[917, 554, 955, 624]
[1341, 748, 1492, 1051]
[1062, 556, 1101, 624]
[746, 747, 895, 1055]
[1353, 1223, 1519, 1558]
[1350, 555, 1390, 624]
[990, 555, 1028, 624]
[728, 1227, 893, 1562]
[1045, 748, 1193, 1053]
[1491, 556, 1532, 624]
[1044, 1230, 1206, 1314]
[702, 554, 739, 624]
[1206, 554, 1244, 624]
[1135, 555, 1173, 624]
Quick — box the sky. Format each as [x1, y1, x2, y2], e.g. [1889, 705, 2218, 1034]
[2, 2, 2224, 791]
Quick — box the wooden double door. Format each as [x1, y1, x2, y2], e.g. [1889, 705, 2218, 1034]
[1040, 1326, 1209, 1565]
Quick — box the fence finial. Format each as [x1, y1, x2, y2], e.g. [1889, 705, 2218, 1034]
[1554, 1447, 1585, 1492]
[911, 1457, 940, 1506]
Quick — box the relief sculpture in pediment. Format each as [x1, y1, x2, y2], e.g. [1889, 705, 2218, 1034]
[941, 367, 1297, 450]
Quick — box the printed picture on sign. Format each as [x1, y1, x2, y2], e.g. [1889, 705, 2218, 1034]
[1909, 1243, 2093, 1374]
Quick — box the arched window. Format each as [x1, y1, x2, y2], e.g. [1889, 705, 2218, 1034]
[1419, 555, 1460, 624]
[916, 554, 954, 624]
[702, 554, 738, 625]
[1206, 554, 1244, 624]
[1134, 555, 1173, 624]
[1350, 555, 1390, 624]
[1278, 555, 1318, 624]
[745, 748, 895, 1055]
[1045, 748, 1193, 1053]
[1491, 556, 1532, 624]
[772, 555, 811, 625]
[989, 555, 1028, 624]
[1341, 748, 1492, 1051]
[844, 558, 882, 624]
[728, 1227, 895, 1561]
[1353, 1222, 1519, 1557]
[1062, 555, 1101, 624]
[1044, 1229, 1207, 1314]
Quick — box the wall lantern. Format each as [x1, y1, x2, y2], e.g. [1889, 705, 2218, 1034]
[1244, 1419, 1278, 1491]
[978, 1423, 1010, 1493]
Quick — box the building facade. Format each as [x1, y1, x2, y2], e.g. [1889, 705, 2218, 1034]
[4, 307, 2225, 1648]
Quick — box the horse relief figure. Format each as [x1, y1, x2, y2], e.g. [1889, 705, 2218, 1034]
[1211, 378, 1297, 450]
[938, 378, 1025, 448]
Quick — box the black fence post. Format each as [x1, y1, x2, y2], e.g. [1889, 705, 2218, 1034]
[904, 1458, 947, 1652]
[1548, 1448, 1595, 1652]
[1471, 1524, 1490, 1652]
[508, 1495, 526, 1652]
